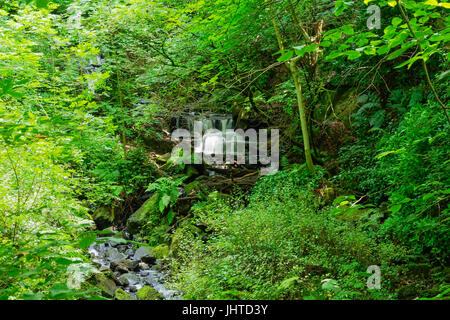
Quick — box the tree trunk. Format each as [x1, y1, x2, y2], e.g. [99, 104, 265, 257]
[271, 14, 315, 172]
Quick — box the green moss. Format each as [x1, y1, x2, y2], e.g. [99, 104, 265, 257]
[93, 272, 117, 298]
[136, 286, 163, 300]
[115, 288, 134, 300]
[126, 193, 159, 234]
[152, 244, 169, 260]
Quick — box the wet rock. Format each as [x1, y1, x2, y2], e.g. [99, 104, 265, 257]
[140, 270, 150, 276]
[91, 259, 102, 268]
[126, 193, 159, 234]
[138, 262, 150, 270]
[136, 286, 163, 300]
[133, 246, 156, 264]
[115, 288, 135, 300]
[110, 259, 137, 273]
[99, 265, 111, 272]
[106, 247, 123, 261]
[125, 249, 134, 257]
[94, 272, 117, 298]
[118, 273, 140, 286]
[129, 285, 139, 293]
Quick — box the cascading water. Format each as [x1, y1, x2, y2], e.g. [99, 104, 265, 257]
[174, 112, 247, 165]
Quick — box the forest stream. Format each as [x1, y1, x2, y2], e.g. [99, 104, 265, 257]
[88, 233, 181, 300]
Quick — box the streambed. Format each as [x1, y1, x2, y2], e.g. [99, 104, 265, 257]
[88, 236, 181, 300]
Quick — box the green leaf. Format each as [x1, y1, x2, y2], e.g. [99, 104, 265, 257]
[387, 42, 415, 60]
[21, 292, 44, 300]
[77, 232, 97, 249]
[159, 195, 171, 213]
[392, 17, 402, 27]
[49, 283, 75, 299]
[389, 204, 402, 214]
[167, 209, 175, 224]
[293, 44, 317, 58]
[277, 50, 294, 63]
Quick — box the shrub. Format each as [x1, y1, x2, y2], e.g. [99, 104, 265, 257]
[172, 167, 408, 299]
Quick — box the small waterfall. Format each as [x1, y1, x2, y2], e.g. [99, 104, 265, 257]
[174, 112, 235, 160]
[172, 112, 265, 168]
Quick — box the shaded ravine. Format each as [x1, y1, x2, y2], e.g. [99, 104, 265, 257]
[88, 235, 181, 300]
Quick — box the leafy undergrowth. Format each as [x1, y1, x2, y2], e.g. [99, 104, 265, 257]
[169, 165, 445, 299]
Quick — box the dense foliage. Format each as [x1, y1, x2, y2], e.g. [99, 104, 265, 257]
[0, 0, 448, 300]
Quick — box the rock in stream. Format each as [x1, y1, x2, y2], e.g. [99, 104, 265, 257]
[88, 240, 180, 300]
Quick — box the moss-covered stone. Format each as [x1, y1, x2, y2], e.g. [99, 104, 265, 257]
[94, 272, 117, 298]
[136, 286, 163, 300]
[133, 246, 156, 263]
[156, 152, 171, 164]
[126, 193, 159, 234]
[115, 288, 135, 300]
[152, 244, 169, 260]
[110, 259, 137, 273]
[184, 181, 201, 195]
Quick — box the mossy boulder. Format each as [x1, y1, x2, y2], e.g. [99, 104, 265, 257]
[152, 244, 169, 260]
[185, 165, 199, 178]
[126, 193, 159, 234]
[94, 272, 117, 298]
[136, 286, 163, 300]
[110, 259, 137, 273]
[118, 273, 140, 286]
[133, 246, 156, 264]
[115, 288, 135, 300]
